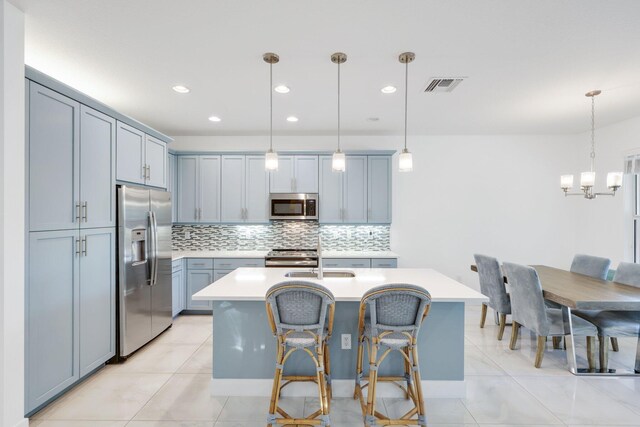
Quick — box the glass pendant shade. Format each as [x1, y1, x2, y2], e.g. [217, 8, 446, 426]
[265, 149, 278, 171]
[398, 148, 413, 172]
[607, 172, 623, 189]
[332, 149, 346, 172]
[560, 174, 574, 190]
[580, 171, 596, 188]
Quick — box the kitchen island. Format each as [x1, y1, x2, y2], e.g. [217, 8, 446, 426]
[193, 267, 487, 398]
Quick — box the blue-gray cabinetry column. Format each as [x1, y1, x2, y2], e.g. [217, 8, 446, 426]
[319, 156, 343, 223]
[221, 155, 245, 222]
[245, 155, 269, 223]
[177, 156, 198, 222]
[343, 156, 368, 223]
[367, 156, 392, 223]
[144, 134, 167, 188]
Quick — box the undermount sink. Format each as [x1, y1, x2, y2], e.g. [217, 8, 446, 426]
[285, 270, 356, 278]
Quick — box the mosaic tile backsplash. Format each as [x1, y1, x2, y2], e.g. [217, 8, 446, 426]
[172, 222, 390, 251]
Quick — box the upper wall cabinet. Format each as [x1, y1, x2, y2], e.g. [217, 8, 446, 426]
[177, 155, 221, 223]
[29, 83, 116, 231]
[221, 155, 269, 223]
[269, 155, 318, 193]
[168, 153, 178, 222]
[367, 156, 392, 223]
[116, 122, 167, 188]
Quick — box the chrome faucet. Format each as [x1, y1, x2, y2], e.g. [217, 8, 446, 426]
[317, 235, 323, 279]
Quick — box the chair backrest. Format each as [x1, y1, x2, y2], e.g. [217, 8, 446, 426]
[570, 254, 611, 280]
[502, 262, 550, 336]
[474, 254, 511, 313]
[360, 284, 431, 338]
[265, 281, 335, 338]
[612, 262, 640, 288]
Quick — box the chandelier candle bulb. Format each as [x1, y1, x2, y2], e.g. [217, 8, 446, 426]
[581, 171, 596, 188]
[561, 174, 574, 190]
[332, 150, 346, 172]
[398, 148, 413, 172]
[265, 149, 278, 171]
[607, 172, 623, 189]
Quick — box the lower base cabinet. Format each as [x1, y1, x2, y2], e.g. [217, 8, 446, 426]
[26, 227, 115, 414]
[186, 269, 214, 310]
[322, 258, 397, 269]
[171, 261, 185, 317]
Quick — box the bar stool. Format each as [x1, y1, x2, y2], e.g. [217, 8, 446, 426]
[265, 281, 335, 426]
[354, 284, 432, 427]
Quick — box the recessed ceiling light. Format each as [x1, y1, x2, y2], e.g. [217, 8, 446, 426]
[286, 116, 299, 122]
[208, 116, 221, 122]
[381, 85, 397, 94]
[274, 85, 290, 94]
[172, 85, 190, 93]
[367, 117, 380, 122]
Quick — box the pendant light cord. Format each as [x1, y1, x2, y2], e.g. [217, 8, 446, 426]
[404, 60, 408, 150]
[590, 95, 595, 172]
[337, 60, 341, 151]
[269, 61, 273, 152]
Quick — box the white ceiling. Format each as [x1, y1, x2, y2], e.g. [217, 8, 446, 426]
[21, 0, 640, 136]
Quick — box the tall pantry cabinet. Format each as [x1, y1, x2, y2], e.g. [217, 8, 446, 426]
[26, 82, 117, 413]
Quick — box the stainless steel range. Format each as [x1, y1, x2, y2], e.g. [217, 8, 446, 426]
[265, 249, 318, 268]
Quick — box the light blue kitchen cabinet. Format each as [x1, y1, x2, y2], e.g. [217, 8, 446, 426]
[214, 270, 233, 282]
[199, 156, 221, 222]
[168, 153, 177, 222]
[245, 155, 269, 222]
[80, 106, 116, 229]
[318, 155, 367, 223]
[27, 230, 80, 412]
[221, 155, 245, 222]
[319, 156, 343, 223]
[177, 156, 198, 222]
[171, 260, 185, 317]
[322, 258, 372, 268]
[367, 156, 392, 223]
[343, 156, 368, 223]
[79, 228, 115, 377]
[28, 82, 80, 232]
[145, 134, 167, 188]
[186, 269, 214, 310]
[116, 121, 145, 185]
[269, 155, 318, 193]
[371, 258, 398, 268]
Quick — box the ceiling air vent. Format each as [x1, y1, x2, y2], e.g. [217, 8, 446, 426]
[424, 77, 465, 93]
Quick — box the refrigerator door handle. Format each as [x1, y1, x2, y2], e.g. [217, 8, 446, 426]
[152, 211, 159, 287]
[147, 210, 156, 286]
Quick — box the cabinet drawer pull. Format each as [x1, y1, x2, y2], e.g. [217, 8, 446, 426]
[82, 202, 88, 222]
[191, 263, 205, 266]
[75, 202, 81, 222]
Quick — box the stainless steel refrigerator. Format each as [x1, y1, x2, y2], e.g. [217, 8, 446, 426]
[117, 185, 172, 358]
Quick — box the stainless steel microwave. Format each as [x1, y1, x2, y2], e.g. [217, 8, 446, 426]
[269, 193, 318, 220]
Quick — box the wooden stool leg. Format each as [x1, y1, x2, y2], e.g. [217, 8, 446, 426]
[611, 337, 619, 352]
[267, 342, 285, 426]
[497, 313, 507, 340]
[411, 343, 427, 426]
[324, 341, 332, 404]
[599, 335, 609, 372]
[480, 303, 488, 328]
[552, 336, 562, 350]
[365, 340, 379, 427]
[509, 321, 520, 350]
[354, 337, 364, 400]
[403, 346, 411, 399]
[534, 335, 546, 368]
[316, 344, 330, 424]
[586, 336, 596, 370]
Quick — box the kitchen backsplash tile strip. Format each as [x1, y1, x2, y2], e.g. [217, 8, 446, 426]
[172, 222, 390, 251]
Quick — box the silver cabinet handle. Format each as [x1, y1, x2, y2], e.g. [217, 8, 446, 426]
[75, 238, 81, 256]
[82, 236, 87, 256]
[82, 202, 88, 222]
[195, 207, 198, 221]
[147, 165, 151, 180]
[142, 164, 147, 180]
[75, 202, 81, 222]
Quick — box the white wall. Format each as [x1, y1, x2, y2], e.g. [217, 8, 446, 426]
[0, 1, 27, 426]
[172, 133, 579, 289]
[572, 115, 640, 267]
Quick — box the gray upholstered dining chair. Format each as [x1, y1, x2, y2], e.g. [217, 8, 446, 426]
[474, 254, 511, 340]
[573, 262, 640, 372]
[503, 262, 598, 369]
[265, 281, 335, 427]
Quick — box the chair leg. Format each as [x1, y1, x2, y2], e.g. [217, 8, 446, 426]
[611, 337, 619, 352]
[509, 321, 520, 350]
[552, 336, 562, 350]
[599, 335, 609, 372]
[354, 337, 364, 400]
[267, 343, 285, 425]
[365, 340, 379, 427]
[497, 313, 507, 340]
[411, 343, 427, 426]
[315, 344, 330, 424]
[586, 336, 596, 370]
[323, 341, 332, 410]
[403, 346, 411, 399]
[534, 335, 546, 368]
[480, 303, 487, 328]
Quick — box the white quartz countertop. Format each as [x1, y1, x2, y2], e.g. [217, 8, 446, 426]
[193, 267, 487, 303]
[171, 250, 398, 261]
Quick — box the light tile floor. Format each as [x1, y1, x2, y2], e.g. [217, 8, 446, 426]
[30, 305, 640, 426]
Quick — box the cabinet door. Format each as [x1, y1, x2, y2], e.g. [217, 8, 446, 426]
[116, 122, 145, 184]
[177, 156, 198, 222]
[214, 269, 233, 281]
[269, 155, 294, 193]
[319, 156, 343, 223]
[145, 135, 167, 188]
[322, 258, 371, 268]
[245, 155, 269, 223]
[168, 154, 177, 222]
[187, 270, 213, 310]
[79, 228, 115, 377]
[294, 155, 319, 193]
[343, 156, 368, 223]
[29, 83, 80, 232]
[27, 230, 79, 411]
[172, 269, 184, 317]
[368, 156, 392, 223]
[199, 156, 221, 222]
[221, 155, 245, 222]
[80, 106, 116, 229]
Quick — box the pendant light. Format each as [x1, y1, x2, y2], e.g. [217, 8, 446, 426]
[264, 53, 279, 171]
[398, 52, 415, 172]
[560, 90, 622, 199]
[331, 52, 347, 172]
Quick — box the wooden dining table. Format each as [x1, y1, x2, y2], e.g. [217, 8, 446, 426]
[470, 264, 640, 376]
